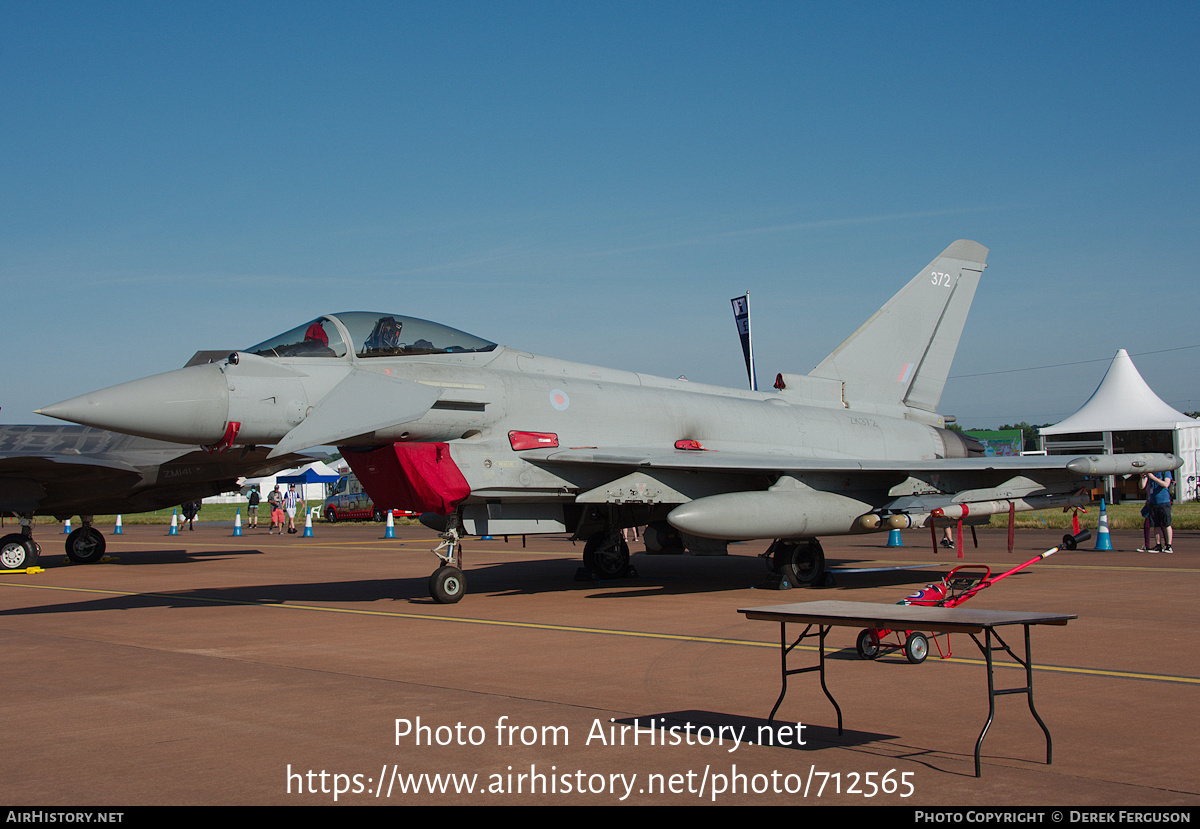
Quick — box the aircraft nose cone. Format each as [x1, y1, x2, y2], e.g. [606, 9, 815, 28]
[38, 364, 231, 444]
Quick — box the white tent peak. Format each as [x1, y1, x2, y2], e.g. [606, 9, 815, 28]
[1042, 349, 1196, 434]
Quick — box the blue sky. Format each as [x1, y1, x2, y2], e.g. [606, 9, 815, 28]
[3, 1, 1197, 429]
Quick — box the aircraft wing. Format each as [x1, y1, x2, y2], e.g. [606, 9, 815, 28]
[0, 425, 321, 519]
[521, 445, 1176, 477]
[0, 454, 143, 515]
[520, 446, 1180, 540]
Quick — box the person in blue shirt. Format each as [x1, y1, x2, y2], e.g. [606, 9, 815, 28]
[1143, 471, 1174, 553]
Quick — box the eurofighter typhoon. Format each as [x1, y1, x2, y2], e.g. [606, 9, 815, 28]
[39, 241, 1179, 601]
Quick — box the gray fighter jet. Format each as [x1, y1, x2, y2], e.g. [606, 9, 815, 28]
[39, 241, 1179, 601]
[0, 424, 311, 569]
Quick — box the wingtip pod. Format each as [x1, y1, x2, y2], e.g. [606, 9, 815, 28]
[1066, 453, 1180, 476]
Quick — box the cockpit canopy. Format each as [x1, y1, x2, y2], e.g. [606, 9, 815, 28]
[245, 312, 497, 359]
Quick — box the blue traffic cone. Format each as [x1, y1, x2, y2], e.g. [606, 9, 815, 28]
[303, 510, 313, 537]
[114, 514, 123, 535]
[1094, 499, 1113, 551]
[64, 518, 71, 534]
[233, 508, 242, 537]
[384, 510, 395, 538]
[169, 511, 179, 535]
[887, 528, 903, 547]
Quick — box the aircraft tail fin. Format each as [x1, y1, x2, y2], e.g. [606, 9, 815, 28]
[808, 239, 987, 415]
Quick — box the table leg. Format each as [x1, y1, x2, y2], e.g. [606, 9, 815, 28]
[767, 621, 843, 735]
[972, 624, 1051, 777]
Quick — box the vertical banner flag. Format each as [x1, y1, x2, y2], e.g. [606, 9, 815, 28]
[730, 294, 757, 391]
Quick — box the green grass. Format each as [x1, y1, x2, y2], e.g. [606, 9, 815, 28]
[1001, 500, 1199, 530]
[9, 500, 1196, 531]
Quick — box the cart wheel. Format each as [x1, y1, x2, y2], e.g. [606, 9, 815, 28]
[856, 628, 881, 660]
[904, 632, 929, 664]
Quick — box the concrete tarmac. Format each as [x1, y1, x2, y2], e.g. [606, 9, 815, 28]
[1, 521, 1197, 806]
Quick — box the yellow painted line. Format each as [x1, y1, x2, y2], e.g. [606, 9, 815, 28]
[1039, 562, 1200, 573]
[938, 656, 1200, 684]
[77, 537, 578, 557]
[2, 581, 1197, 686]
[0, 581, 750, 647]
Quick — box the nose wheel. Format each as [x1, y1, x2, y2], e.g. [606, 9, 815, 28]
[429, 565, 465, 603]
[428, 524, 466, 603]
[1, 534, 39, 570]
[1, 514, 42, 570]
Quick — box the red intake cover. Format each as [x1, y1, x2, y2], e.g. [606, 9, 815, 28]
[343, 443, 470, 515]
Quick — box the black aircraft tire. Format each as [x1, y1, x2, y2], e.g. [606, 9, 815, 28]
[65, 526, 106, 564]
[429, 566, 465, 604]
[773, 539, 825, 586]
[642, 521, 683, 553]
[583, 534, 631, 579]
[905, 632, 929, 664]
[0, 534, 37, 570]
[856, 628, 881, 660]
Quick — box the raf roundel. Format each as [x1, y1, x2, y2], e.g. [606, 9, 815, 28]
[550, 389, 570, 411]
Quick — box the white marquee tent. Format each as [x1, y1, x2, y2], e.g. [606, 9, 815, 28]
[1040, 349, 1199, 503]
[204, 460, 344, 506]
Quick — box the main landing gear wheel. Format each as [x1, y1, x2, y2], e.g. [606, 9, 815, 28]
[583, 533, 631, 579]
[772, 539, 825, 587]
[429, 565, 465, 604]
[642, 521, 684, 553]
[904, 632, 929, 664]
[856, 628, 881, 660]
[0, 534, 38, 570]
[65, 526, 106, 563]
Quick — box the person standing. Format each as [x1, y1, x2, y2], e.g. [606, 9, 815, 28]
[1145, 470, 1174, 553]
[181, 499, 201, 531]
[283, 484, 300, 535]
[247, 486, 261, 529]
[267, 485, 283, 534]
[1138, 474, 1159, 553]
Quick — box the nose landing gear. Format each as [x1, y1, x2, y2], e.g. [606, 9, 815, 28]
[428, 522, 466, 604]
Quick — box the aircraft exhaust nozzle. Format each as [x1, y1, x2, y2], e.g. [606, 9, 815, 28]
[668, 488, 873, 541]
[37, 364, 231, 445]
